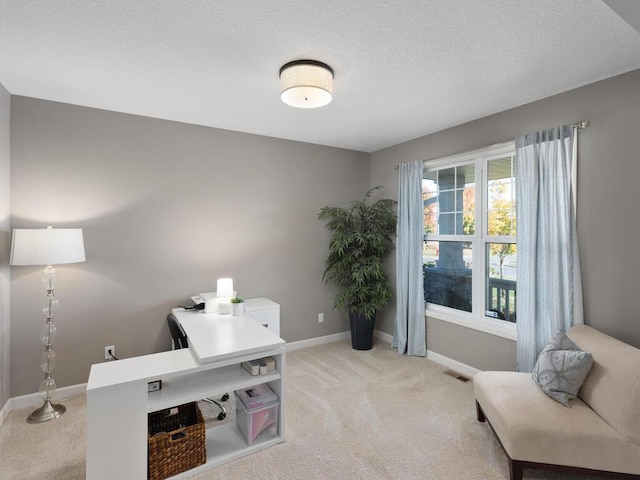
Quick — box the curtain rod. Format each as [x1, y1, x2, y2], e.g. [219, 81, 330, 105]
[393, 120, 589, 170]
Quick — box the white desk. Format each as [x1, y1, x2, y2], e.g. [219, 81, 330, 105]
[177, 309, 284, 364]
[192, 296, 280, 336]
[244, 297, 280, 336]
[86, 301, 285, 480]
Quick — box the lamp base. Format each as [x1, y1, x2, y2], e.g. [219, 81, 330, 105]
[26, 399, 66, 424]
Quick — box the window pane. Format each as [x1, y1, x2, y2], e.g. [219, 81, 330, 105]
[463, 184, 475, 235]
[423, 241, 472, 312]
[485, 243, 517, 322]
[423, 178, 438, 235]
[487, 156, 516, 237]
[423, 163, 475, 236]
[439, 167, 456, 184]
[438, 213, 456, 235]
[439, 191, 455, 214]
[457, 163, 475, 186]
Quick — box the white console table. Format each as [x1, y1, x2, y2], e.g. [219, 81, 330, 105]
[86, 300, 285, 480]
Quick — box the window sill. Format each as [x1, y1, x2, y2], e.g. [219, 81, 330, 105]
[426, 305, 517, 341]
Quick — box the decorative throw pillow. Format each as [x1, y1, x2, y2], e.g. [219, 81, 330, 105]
[531, 330, 593, 407]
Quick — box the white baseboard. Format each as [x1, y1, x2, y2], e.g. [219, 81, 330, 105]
[426, 350, 480, 378]
[286, 331, 351, 351]
[2, 333, 355, 421]
[286, 330, 395, 351]
[293, 330, 479, 379]
[1, 383, 87, 426]
[374, 329, 479, 378]
[0, 332, 479, 426]
[375, 330, 393, 344]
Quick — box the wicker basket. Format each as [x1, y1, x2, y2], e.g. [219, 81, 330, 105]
[148, 402, 206, 480]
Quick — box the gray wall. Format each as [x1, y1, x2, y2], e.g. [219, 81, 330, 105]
[8, 69, 640, 395]
[0, 82, 9, 409]
[10, 97, 369, 396]
[371, 68, 640, 371]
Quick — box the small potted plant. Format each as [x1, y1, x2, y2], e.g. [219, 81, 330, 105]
[230, 297, 245, 316]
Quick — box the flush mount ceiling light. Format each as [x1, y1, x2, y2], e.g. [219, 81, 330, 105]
[279, 60, 334, 108]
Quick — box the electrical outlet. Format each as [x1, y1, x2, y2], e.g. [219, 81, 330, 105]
[105, 345, 115, 361]
[318, 313, 324, 323]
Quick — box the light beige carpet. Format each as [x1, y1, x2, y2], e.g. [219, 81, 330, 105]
[0, 340, 599, 479]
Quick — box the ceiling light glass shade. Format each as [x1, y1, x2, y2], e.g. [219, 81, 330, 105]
[10, 227, 85, 266]
[280, 60, 333, 108]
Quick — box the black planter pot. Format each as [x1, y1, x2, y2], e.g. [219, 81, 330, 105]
[349, 312, 375, 350]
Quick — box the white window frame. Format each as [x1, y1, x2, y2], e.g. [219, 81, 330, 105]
[423, 141, 517, 341]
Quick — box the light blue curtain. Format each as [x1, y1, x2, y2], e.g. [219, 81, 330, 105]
[393, 161, 426, 356]
[515, 125, 584, 372]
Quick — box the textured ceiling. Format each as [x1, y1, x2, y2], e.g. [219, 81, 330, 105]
[1, 0, 640, 153]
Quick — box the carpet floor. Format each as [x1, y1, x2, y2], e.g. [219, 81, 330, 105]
[0, 339, 600, 479]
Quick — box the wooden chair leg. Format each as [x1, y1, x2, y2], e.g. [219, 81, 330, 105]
[508, 458, 524, 480]
[476, 401, 486, 422]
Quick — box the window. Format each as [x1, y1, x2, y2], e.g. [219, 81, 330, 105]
[423, 142, 517, 337]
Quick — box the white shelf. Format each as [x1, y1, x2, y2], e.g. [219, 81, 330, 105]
[87, 348, 199, 392]
[167, 422, 284, 479]
[148, 366, 281, 412]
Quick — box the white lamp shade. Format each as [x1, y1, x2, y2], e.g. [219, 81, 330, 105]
[216, 278, 234, 298]
[280, 61, 333, 108]
[10, 228, 86, 266]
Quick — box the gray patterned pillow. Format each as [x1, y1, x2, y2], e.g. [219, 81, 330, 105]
[531, 330, 593, 407]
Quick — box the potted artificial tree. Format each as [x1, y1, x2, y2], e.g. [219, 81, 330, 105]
[318, 187, 397, 350]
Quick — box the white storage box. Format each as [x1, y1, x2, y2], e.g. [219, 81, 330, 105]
[235, 384, 279, 446]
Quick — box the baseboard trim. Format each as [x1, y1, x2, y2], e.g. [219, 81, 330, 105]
[288, 330, 480, 378]
[2, 383, 87, 426]
[375, 330, 393, 344]
[374, 330, 479, 377]
[3, 334, 356, 420]
[0, 332, 480, 425]
[286, 330, 395, 351]
[426, 350, 480, 378]
[286, 331, 351, 351]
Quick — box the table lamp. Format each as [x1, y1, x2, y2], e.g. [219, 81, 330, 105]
[216, 278, 234, 314]
[10, 226, 85, 423]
